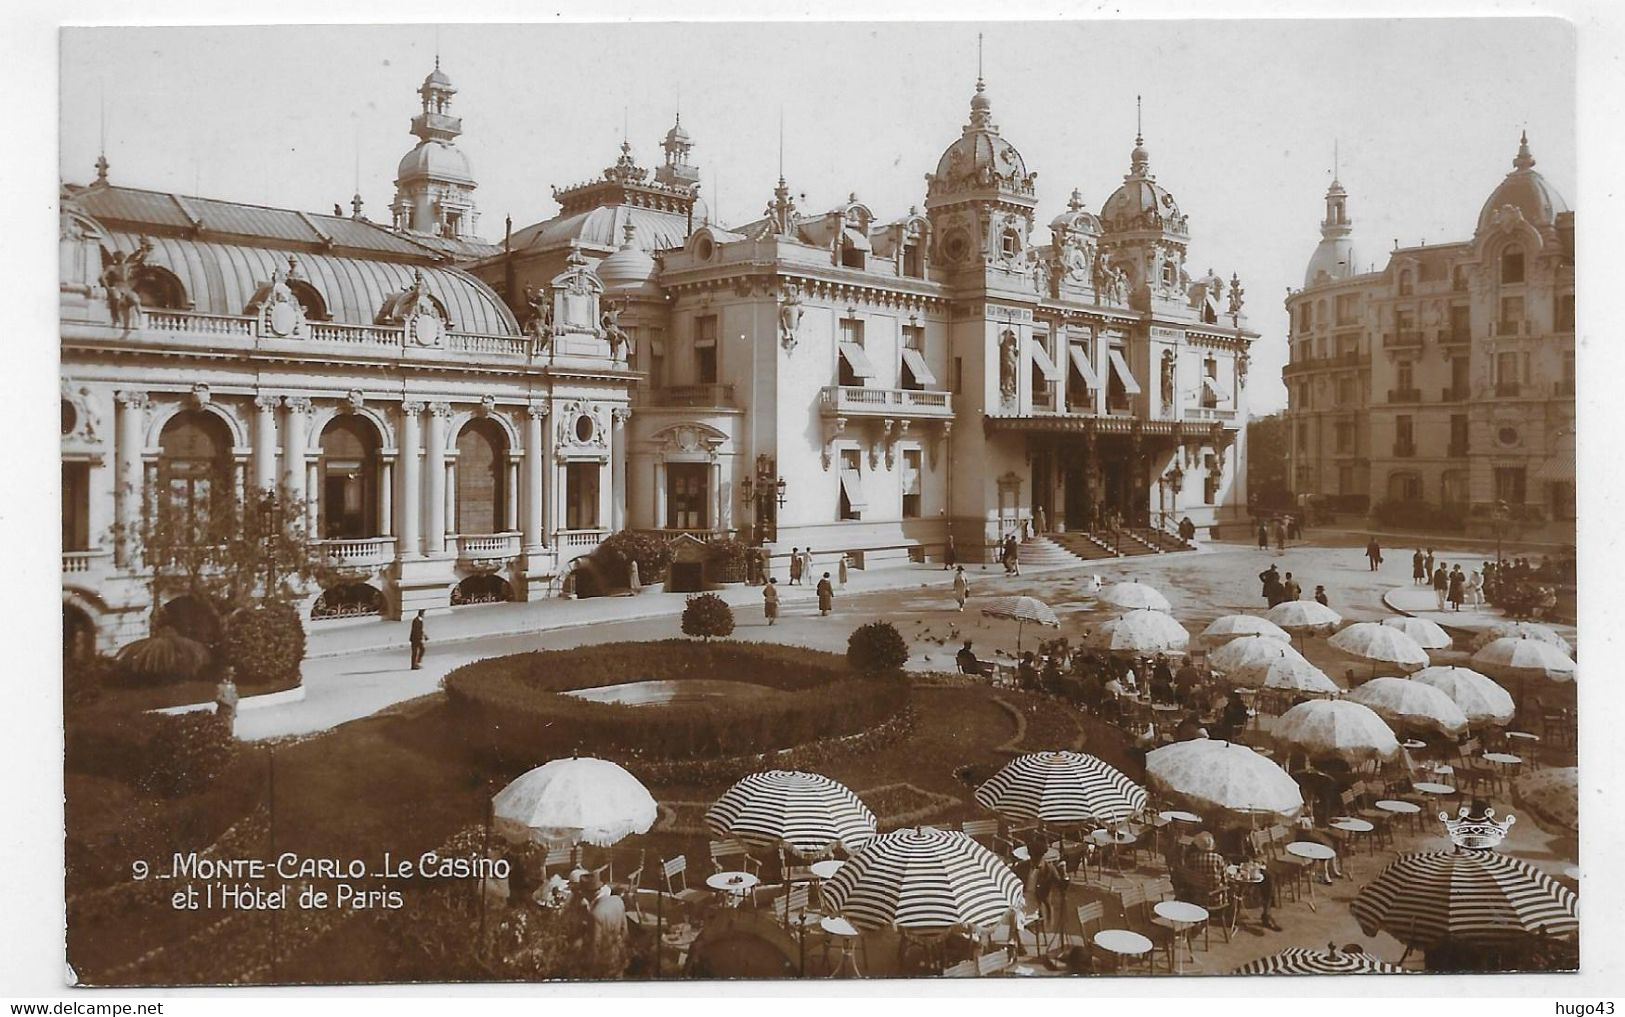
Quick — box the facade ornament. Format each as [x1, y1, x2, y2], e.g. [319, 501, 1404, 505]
[342, 389, 366, 413]
[189, 383, 212, 409]
[523, 283, 554, 345]
[998, 330, 1019, 403]
[99, 236, 154, 330]
[521, 401, 549, 420]
[1227, 272, 1246, 320]
[611, 406, 632, 425]
[1236, 350, 1251, 384]
[600, 299, 629, 360]
[61, 381, 104, 445]
[821, 417, 847, 471]
[400, 399, 426, 416]
[427, 400, 454, 419]
[778, 283, 804, 352]
[1160, 350, 1176, 412]
[476, 393, 497, 416]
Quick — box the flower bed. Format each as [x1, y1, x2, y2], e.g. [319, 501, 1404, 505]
[443, 640, 910, 768]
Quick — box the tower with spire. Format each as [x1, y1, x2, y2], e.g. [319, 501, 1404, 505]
[391, 58, 481, 239]
[1304, 143, 1358, 287]
[1097, 97, 1191, 309]
[655, 113, 701, 189]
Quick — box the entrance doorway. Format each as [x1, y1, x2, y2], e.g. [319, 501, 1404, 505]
[1030, 451, 1054, 532]
[1064, 463, 1094, 530]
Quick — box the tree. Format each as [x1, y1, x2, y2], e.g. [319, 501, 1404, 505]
[681, 593, 735, 641]
[846, 621, 910, 675]
[1246, 413, 1291, 513]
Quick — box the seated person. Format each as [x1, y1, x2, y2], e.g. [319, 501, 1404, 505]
[1213, 690, 1251, 740]
[1180, 832, 1230, 905]
[1016, 652, 1039, 689]
[1103, 674, 1127, 701]
[956, 640, 990, 677]
[1150, 655, 1175, 702]
[1174, 711, 1209, 742]
[1174, 656, 1202, 705]
[1213, 828, 1283, 931]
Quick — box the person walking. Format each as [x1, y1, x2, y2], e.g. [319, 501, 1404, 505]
[1273, 518, 1286, 554]
[1448, 566, 1465, 612]
[803, 548, 815, 583]
[214, 666, 239, 728]
[1257, 521, 1269, 550]
[1424, 548, 1436, 577]
[1282, 572, 1302, 602]
[789, 547, 803, 586]
[943, 534, 957, 571]
[763, 577, 780, 626]
[628, 559, 642, 594]
[1035, 505, 1048, 536]
[1432, 564, 1449, 611]
[1314, 585, 1329, 607]
[1412, 549, 1427, 586]
[953, 565, 970, 612]
[1365, 539, 1383, 572]
[837, 552, 849, 587]
[1467, 568, 1484, 608]
[409, 609, 427, 670]
[1179, 516, 1196, 543]
[816, 573, 835, 617]
[1007, 534, 1022, 576]
[1259, 564, 1282, 607]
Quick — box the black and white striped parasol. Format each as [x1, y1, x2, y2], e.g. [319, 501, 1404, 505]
[1231, 946, 1406, 975]
[973, 750, 1148, 825]
[822, 827, 1025, 930]
[704, 770, 877, 856]
[1350, 850, 1578, 950]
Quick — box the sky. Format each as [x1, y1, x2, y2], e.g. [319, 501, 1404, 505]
[59, 20, 1575, 414]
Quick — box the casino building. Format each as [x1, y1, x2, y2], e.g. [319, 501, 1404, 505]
[61, 62, 1257, 651]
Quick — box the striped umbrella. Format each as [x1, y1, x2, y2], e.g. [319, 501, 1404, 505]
[1227, 655, 1341, 696]
[1330, 622, 1430, 673]
[1512, 767, 1577, 837]
[1381, 616, 1454, 651]
[1347, 677, 1468, 738]
[980, 595, 1060, 651]
[1209, 635, 1308, 674]
[823, 827, 1025, 930]
[1266, 600, 1343, 635]
[974, 751, 1148, 825]
[1470, 636, 1576, 683]
[1083, 609, 1190, 656]
[1351, 850, 1579, 950]
[1231, 946, 1406, 975]
[1098, 580, 1172, 613]
[1470, 622, 1572, 657]
[1410, 666, 1515, 728]
[1202, 614, 1291, 645]
[705, 770, 878, 856]
[1145, 740, 1303, 823]
[1273, 699, 1400, 765]
[492, 757, 658, 848]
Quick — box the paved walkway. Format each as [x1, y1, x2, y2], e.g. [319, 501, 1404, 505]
[1381, 584, 1578, 648]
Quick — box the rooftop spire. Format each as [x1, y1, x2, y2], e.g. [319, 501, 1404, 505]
[1513, 128, 1536, 171]
[1136, 94, 1143, 146]
[1333, 138, 1340, 185]
[1128, 95, 1151, 178]
[95, 80, 109, 185]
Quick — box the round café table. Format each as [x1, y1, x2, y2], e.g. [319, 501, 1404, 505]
[706, 870, 759, 907]
[1151, 900, 1209, 972]
[810, 859, 845, 880]
[1331, 817, 1375, 855]
[1402, 739, 1427, 752]
[1505, 730, 1542, 768]
[1375, 798, 1422, 834]
[1225, 865, 1267, 934]
[1158, 810, 1202, 825]
[1089, 827, 1138, 873]
[1286, 842, 1337, 911]
[1413, 781, 1456, 802]
[820, 915, 863, 977]
[1011, 844, 1060, 864]
[1093, 928, 1154, 973]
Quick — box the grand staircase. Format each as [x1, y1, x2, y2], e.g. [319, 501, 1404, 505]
[1032, 527, 1196, 567]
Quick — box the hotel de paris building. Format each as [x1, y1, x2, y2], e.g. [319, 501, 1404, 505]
[61, 63, 1257, 650]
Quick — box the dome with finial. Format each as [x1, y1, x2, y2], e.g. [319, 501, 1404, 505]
[1050, 187, 1102, 236]
[1476, 130, 1568, 234]
[1100, 128, 1186, 235]
[596, 222, 661, 298]
[423, 55, 454, 91]
[928, 78, 1035, 199]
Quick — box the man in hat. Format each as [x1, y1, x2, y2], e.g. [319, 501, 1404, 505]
[409, 610, 427, 670]
[581, 872, 628, 978]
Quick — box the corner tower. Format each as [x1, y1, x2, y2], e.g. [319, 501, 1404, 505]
[391, 59, 480, 239]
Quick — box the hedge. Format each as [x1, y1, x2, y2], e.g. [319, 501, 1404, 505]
[442, 640, 911, 766]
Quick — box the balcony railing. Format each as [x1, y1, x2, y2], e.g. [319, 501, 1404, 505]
[1388, 388, 1422, 403]
[317, 536, 396, 567]
[122, 308, 537, 361]
[648, 383, 736, 408]
[62, 548, 112, 575]
[456, 532, 522, 563]
[1185, 406, 1237, 421]
[1440, 386, 1470, 402]
[558, 529, 606, 550]
[820, 386, 953, 418]
[1384, 331, 1423, 348]
[1393, 440, 1416, 458]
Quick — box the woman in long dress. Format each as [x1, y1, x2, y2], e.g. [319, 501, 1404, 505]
[816, 573, 835, 616]
[628, 559, 641, 594]
[838, 553, 849, 587]
[762, 578, 779, 626]
[953, 566, 969, 612]
[1467, 569, 1484, 608]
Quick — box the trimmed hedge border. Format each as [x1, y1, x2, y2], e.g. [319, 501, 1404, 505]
[442, 640, 911, 768]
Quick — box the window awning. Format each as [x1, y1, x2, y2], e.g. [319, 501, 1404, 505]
[839, 341, 877, 379]
[901, 457, 921, 496]
[1201, 375, 1230, 402]
[1068, 344, 1102, 391]
[839, 468, 867, 511]
[1028, 338, 1061, 381]
[899, 347, 937, 388]
[841, 227, 873, 252]
[648, 338, 665, 356]
[1107, 347, 1141, 395]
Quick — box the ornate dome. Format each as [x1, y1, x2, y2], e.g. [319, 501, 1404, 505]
[928, 80, 1034, 197]
[1050, 188, 1102, 235]
[1100, 134, 1185, 234]
[1476, 131, 1568, 234]
[424, 66, 452, 88]
[596, 223, 662, 298]
[1305, 235, 1358, 288]
[397, 141, 473, 184]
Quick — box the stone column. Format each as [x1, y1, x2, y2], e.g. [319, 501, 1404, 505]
[611, 407, 630, 533]
[424, 402, 449, 554]
[398, 401, 423, 556]
[444, 461, 458, 541]
[521, 404, 546, 551]
[711, 457, 722, 535]
[113, 390, 148, 567]
[306, 461, 320, 534]
[283, 397, 311, 505]
[505, 457, 520, 532]
[379, 460, 394, 538]
[252, 394, 280, 492]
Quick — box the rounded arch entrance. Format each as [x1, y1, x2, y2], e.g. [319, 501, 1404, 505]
[318, 415, 384, 539]
[63, 602, 97, 664]
[158, 409, 233, 517]
[455, 416, 509, 535]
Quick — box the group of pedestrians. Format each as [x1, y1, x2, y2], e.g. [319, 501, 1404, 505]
[1257, 564, 1326, 607]
[1409, 548, 1483, 612]
[1255, 515, 1301, 554]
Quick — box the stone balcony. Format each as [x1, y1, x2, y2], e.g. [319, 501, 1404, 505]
[317, 536, 397, 571]
[62, 548, 113, 577]
[819, 385, 953, 419]
[455, 532, 522, 569]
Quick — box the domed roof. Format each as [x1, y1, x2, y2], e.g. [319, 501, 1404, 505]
[664, 118, 691, 148]
[929, 80, 1034, 196]
[1050, 188, 1102, 235]
[1477, 131, 1568, 234]
[1100, 135, 1185, 234]
[596, 224, 662, 298]
[397, 140, 473, 184]
[1305, 236, 1359, 288]
[425, 66, 452, 87]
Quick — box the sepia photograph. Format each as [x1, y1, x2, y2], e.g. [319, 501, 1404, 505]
[25, 7, 1610, 995]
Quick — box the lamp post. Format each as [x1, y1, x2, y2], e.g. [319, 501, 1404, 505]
[1161, 464, 1184, 533]
[739, 454, 787, 547]
[1493, 498, 1510, 568]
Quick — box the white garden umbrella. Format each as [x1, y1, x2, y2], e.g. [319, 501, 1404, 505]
[981, 595, 1060, 651]
[1470, 622, 1572, 657]
[1381, 615, 1454, 651]
[492, 757, 659, 848]
[823, 827, 1026, 931]
[1083, 609, 1190, 655]
[1228, 655, 1342, 696]
[1410, 666, 1516, 728]
[1273, 699, 1400, 765]
[1145, 740, 1304, 823]
[1330, 622, 1430, 674]
[1470, 636, 1576, 683]
[1266, 600, 1343, 635]
[1201, 614, 1291, 645]
[705, 770, 878, 856]
[1098, 580, 1172, 613]
[1346, 677, 1468, 738]
[1208, 635, 1309, 674]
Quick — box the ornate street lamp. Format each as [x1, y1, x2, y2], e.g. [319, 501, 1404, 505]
[1159, 464, 1185, 532]
[741, 455, 787, 546]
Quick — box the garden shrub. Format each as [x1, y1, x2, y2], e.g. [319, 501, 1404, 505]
[706, 538, 750, 583]
[66, 708, 236, 798]
[112, 627, 211, 686]
[221, 601, 306, 689]
[846, 621, 910, 674]
[681, 592, 735, 640]
[64, 653, 115, 709]
[593, 529, 674, 587]
[442, 640, 910, 766]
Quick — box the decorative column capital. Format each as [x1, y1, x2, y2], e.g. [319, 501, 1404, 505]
[522, 402, 550, 420]
[283, 395, 314, 415]
[400, 399, 426, 416]
[611, 406, 632, 425]
[427, 401, 454, 419]
[114, 390, 150, 410]
[254, 393, 282, 412]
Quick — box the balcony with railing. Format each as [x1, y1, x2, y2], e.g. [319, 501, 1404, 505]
[456, 532, 522, 565]
[1387, 388, 1422, 404]
[1184, 406, 1237, 421]
[62, 548, 113, 576]
[317, 536, 397, 568]
[1383, 331, 1424, 348]
[820, 385, 953, 419]
[558, 529, 606, 550]
[1393, 440, 1416, 458]
[645, 383, 736, 408]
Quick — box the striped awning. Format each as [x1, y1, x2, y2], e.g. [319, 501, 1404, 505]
[1201, 374, 1230, 402]
[974, 751, 1147, 825]
[1068, 343, 1102, 391]
[704, 770, 878, 855]
[1350, 850, 1578, 950]
[839, 468, 866, 511]
[1107, 347, 1141, 395]
[1028, 338, 1061, 381]
[839, 341, 877, 378]
[900, 347, 937, 388]
[1232, 948, 1406, 975]
[823, 827, 1025, 930]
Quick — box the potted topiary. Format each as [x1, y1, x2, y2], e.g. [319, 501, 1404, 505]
[847, 621, 909, 675]
[681, 592, 735, 641]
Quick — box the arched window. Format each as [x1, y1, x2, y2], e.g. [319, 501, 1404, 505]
[455, 417, 508, 535]
[318, 416, 382, 539]
[133, 265, 187, 310]
[286, 278, 329, 320]
[158, 410, 231, 519]
[1500, 247, 1524, 286]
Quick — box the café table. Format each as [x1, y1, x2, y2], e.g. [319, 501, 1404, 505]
[1412, 781, 1457, 805]
[1402, 739, 1427, 752]
[1504, 731, 1542, 767]
[1285, 842, 1337, 911]
[820, 915, 863, 977]
[1224, 864, 1267, 934]
[1088, 827, 1138, 872]
[809, 859, 845, 880]
[1011, 844, 1060, 864]
[1330, 817, 1375, 855]
[1375, 798, 1422, 834]
[1093, 928, 1154, 973]
[1151, 900, 1209, 972]
[1157, 810, 1202, 825]
[706, 870, 760, 907]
